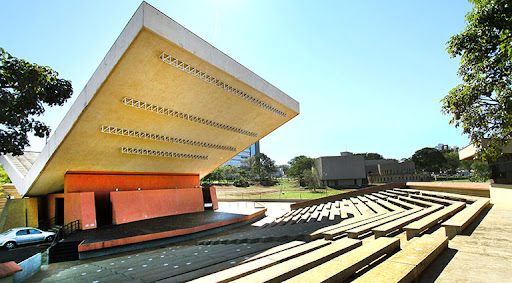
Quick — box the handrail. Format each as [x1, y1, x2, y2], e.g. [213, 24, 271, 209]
[49, 219, 81, 247]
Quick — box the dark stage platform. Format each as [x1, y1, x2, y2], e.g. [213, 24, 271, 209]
[63, 209, 266, 258]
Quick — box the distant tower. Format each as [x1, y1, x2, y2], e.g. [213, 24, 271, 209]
[224, 141, 260, 167]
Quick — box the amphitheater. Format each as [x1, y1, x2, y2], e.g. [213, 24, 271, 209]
[29, 182, 511, 282]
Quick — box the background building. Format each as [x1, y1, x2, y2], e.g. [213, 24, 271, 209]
[315, 152, 367, 188]
[316, 152, 427, 188]
[223, 142, 260, 167]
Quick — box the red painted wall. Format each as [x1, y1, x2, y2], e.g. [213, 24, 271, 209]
[110, 188, 204, 224]
[64, 192, 97, 230]
[209, 187, 219, 210]
[64, 172, 200, 226]
[47, 193, 64, 222]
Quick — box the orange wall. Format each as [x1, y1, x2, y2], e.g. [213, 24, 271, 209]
[209, 187, 219, 210]
[64, 171, 200, 225]
[64, 192, 97, 230]
[110, 188, 204, 224]
[47, 193, 65, 222]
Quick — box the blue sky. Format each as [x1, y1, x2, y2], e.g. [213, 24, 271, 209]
[1, 0, 474, 165]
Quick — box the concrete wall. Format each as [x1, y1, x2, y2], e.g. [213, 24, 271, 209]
[316, 155, 366, 181]
[13, 253, 41, 283]
[406, 182, 490, 198]
[110, 188, 204, 224]
[0, 198, 39, 232]
[490, 183, 512, 205]
[378, 161, 415, 175]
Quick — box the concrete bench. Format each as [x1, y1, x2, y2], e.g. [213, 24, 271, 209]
[374, 198, 405, 212]
[372, 206, 442, 238]
[189, 240, 331, 283]
[344, 199, 363, 217]
[398, 196, 442, 208]
[419, 190, 479, 202]
[323, 211, 406, 240]
[308, 213, 386, 240]
[408, 193, 457, 205]
[386, 189, 408, 196]
[357, 196, 390, 213]
[242, 241, 305, 263]
[442, 198, 490, 239]
[346, 208, 422, 239]
[352, 234, 448, 283]
[384, 197, 422, 210]
[404, 202, 466, 240]
[230, 238, 361, 283]
[283, 237, 400, 283]
[379, 191, 400, 199]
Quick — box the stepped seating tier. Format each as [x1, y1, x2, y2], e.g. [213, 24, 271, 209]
[442, 198, 490, 239]
[403, 202, 466, 240]
[284, 237, 400, 283]
[352, 235, 448, 283]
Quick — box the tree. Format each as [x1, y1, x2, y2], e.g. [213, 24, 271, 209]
[443, 151, 461, 172]
[287, 155, 315, 178]
[442, 0, 512, 161]
[0, 165, 11, 184]
[302, 167, 321, 192]
[412, 147, 447, 173]
[469, 160, 490, 182]
[1, 48, 73, 155]
[246, 153, 277, 181]
[355, 152, 384, 160]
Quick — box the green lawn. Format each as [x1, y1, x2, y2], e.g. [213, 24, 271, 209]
[215, 178, 355, 200]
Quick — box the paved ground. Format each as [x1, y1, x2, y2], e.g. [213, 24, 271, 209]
[0, 243, 49, 264]
[419, 203, 512, 282]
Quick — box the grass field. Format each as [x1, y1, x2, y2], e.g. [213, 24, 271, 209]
[215, 178, 356, 200]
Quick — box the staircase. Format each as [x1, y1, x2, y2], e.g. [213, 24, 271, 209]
[48, 241, 80, 263]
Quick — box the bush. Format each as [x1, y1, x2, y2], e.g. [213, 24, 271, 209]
[259, 178, 277, 187]
[233, 178, 250, 187]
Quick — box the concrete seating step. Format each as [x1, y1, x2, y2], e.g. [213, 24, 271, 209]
[323, 211, 407, 240]
[346, 208, 422, 239]
[373, 198, 404, 212]
[372, 205, 443, 239]
[442, 198, 490, 239]
[308, 213, 386, 240]
[408, 193, 458, 205]
[418, 190, 479, 202]
[397, 196, 442, 208]
[189, 240, 332, 283]
[344, 199, 362, 217]
[229, 238, 362, 283]
[379, 191, 400, 199]
[352, 234, 448, 283]
[387, 189, 408, 196]
[283, 237, 400, 283]
[384, 197, 421, 210]
[404, 201, 466, 240]
[358, 196, 390, 214]
[242, 241, 305, 263]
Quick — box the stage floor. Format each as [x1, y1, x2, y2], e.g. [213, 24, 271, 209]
[63, 208, 266, 255]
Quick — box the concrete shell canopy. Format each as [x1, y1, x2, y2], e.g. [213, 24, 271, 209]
[1, 2, 299, 197]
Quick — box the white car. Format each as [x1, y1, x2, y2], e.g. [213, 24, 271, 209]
[0, 227, 56, 249]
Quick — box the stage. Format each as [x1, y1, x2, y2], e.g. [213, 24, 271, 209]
[61, 208, 266, 259]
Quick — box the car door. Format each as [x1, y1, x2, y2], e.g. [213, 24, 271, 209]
[15, 229, 31, 244]
[28, 229, 45, 243]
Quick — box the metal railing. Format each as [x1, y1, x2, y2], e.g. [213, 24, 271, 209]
[49, 219, 81, 246]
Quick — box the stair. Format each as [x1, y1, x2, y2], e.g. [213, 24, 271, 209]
[48, 241, 80, 263]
